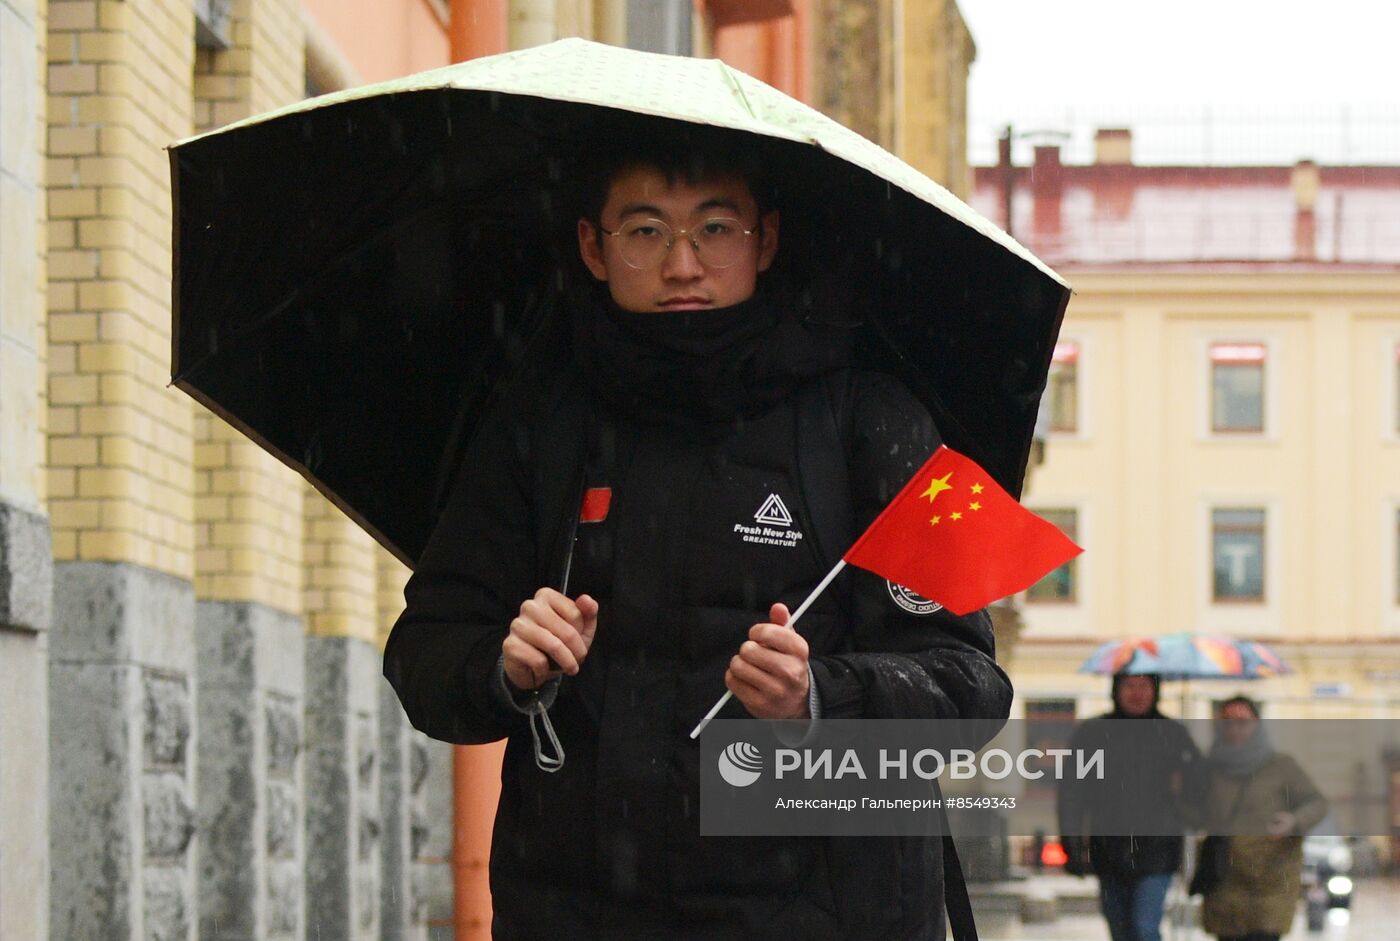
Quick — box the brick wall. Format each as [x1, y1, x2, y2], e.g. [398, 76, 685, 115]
[45, 0, 195, 577]
[303, 481, 378, 642]
[376, 545, 409, 651]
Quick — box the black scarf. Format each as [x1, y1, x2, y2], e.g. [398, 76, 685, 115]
[572, 288, 849, 436]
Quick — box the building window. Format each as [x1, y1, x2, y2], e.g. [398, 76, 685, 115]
[1393, 342, 1400, 436]
[1047, 341, 1079, 433]
[1212, 508, 1266, 602]
[1024, 699, 1077, 794]
[1027, 509, 1078, 602]
[1211, 342, 1266, 433]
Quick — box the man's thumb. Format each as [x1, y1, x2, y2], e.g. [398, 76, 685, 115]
[576, 594, 600, 644]
[769, 602, 791, 627]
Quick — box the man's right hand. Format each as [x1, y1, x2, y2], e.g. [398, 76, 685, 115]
[502, 588, 599, 692]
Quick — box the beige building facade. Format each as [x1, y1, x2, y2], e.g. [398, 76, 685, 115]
[1015, 271, 1400, 716]
[972, 138, 1400, 722]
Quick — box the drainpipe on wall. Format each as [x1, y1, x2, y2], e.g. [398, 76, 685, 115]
[451, 0, 509, 61]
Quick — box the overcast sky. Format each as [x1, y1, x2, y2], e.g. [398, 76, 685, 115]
[955, 0, 1399, 166]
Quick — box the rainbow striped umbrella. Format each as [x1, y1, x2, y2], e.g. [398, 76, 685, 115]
[1080, 633, 1290, 680]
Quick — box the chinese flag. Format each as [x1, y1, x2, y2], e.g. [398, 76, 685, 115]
[842, 445, 1082, 615]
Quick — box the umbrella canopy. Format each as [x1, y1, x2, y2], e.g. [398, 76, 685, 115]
[170, 38, 1071, 566]
[1079, 633, 1292, 681]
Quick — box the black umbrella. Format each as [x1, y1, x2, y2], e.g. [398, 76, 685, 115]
[170, 39, 1070, 567]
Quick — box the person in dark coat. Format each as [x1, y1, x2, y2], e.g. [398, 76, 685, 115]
[383, 131, 1013, 939]
[1058, 673, 1203, 941]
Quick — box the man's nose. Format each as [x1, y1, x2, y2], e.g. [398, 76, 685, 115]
[661, 235, 704, 280]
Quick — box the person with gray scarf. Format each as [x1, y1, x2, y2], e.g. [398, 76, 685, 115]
[1190, 696, 1328, 941]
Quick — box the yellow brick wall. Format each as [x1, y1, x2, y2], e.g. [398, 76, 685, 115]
[45, 0, 195, 577]
[303, 481, 377, 642]
[376, 546, 409, 652]
[193, 412, 304, 613]
[190, 0, 306, 611]
[193, 0, 303, 132]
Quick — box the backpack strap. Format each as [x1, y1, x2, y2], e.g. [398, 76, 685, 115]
[942, 832, 978, 940]
[797, 371, 980, 941]
[793, 369, 856, 620]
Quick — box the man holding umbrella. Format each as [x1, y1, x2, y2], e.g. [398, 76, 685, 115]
[172, 40, 1072, 941]
[384, 125, 1013, 938]
[1057, 672, 1204, 941]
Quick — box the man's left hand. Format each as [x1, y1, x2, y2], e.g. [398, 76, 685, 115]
[726, 603, 810, 721]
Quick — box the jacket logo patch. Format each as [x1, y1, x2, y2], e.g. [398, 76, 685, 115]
[886, 580, 943, 615]
[733, 493, 805, 549]
[754, 493, 793, 527]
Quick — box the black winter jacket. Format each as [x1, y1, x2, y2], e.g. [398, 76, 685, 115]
[384, 360, 1013, 939]
[1057, 713, 1204, 878]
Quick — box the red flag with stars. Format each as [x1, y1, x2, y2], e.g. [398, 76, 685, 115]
[842, 445, 1082, 615]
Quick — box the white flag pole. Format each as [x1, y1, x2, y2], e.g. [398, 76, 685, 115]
[688, 560, 847, 740]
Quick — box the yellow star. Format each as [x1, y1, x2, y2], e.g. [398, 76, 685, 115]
[922, 472, 953, 503]
[970, 483, 984, 495]
[950, 511, 963, 521]
[929, 515, 941, 526]
[969, 501, 982, 511]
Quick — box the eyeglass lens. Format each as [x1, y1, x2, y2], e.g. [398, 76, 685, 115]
[615, 218, 750, 269]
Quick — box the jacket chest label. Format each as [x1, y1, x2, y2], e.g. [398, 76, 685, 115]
[733, 493, 805, 549]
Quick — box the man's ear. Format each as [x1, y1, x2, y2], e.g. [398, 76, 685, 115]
[577, 219, 609, 282]
[757, 209, 780, 272]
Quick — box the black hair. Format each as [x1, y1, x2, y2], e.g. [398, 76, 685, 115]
[1218, 695, 1261, 718]
[1110, 671, 1161, 713]
[571, 123, 774, 224]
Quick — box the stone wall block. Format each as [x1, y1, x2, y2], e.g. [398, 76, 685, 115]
[194, 601, 304, 940]
[265, 779, 297, 859]
[143, 671, 191, 767]
[266, 862, 299, 936]
[0, 502, 53, 631]
[143, 865, 191, 941]
[143, 770, 196, 860]
[305, 635, 381, 939]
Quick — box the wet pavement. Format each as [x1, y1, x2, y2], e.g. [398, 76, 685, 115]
[973, 875, 1400, 940]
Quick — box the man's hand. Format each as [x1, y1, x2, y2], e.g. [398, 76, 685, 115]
[725, 603, 810, 721]
[502, 588, 599, 692]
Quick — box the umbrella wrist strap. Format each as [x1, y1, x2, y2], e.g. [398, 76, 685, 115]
[495, 655, 565, 772]
[526, 701, 564, 773]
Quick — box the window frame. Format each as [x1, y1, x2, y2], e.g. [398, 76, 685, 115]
[1388, 337, 1400, 442]
[1210, 506, 1268, 605]
[1197, 334, 1280, 443]
[1209, 341, 1267, 435]
[1387, 500, 1400, 635]
[1025, 507, 1080, 605]
[1046, 339, 1083, 436]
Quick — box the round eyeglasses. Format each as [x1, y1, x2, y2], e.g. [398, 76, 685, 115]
[597, 217, 759, 270]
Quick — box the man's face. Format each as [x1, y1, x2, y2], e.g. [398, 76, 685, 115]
[1115, 675, 1156, 717]
[577, 164, 780, 313]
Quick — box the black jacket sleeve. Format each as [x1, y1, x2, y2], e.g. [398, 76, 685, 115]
[806, 373, 1014, 738]
[382, 403, 543, 745]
